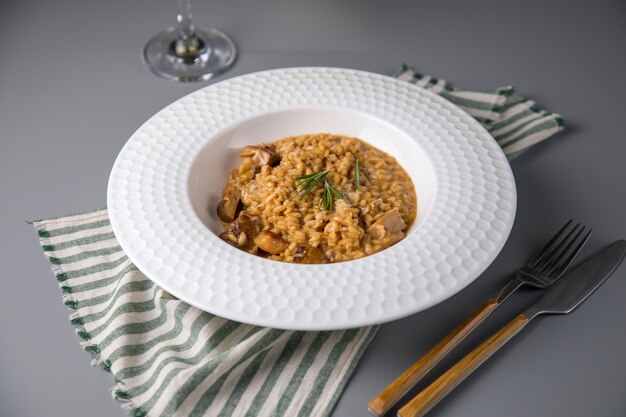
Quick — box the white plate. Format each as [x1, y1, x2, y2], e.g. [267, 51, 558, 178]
[107, 67, 516, 330]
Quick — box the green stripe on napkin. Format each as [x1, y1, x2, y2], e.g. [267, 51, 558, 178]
[34, 68, 564, 417]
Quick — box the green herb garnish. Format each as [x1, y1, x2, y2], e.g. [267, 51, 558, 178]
[354, 159, 361, 189]
[295, 170, 343, 210]
[296, 170, 329, 196]
[320, 179, 344, 211]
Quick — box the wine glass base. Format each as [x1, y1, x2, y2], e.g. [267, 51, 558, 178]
[143, 27, 237, 82]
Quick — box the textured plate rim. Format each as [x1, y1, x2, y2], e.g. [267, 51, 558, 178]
[107, 67, 516, 330]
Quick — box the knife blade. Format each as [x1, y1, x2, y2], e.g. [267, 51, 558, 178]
[524, 239, 626, 319]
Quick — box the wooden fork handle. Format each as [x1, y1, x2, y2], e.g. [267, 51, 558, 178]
[398, 313, 530, 417]
[368, 298, 500, 416]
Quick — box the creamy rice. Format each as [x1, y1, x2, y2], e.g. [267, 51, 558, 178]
[217, 133, 417, 263]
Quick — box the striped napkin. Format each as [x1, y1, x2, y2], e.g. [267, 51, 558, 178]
[394, 64, 564, 160]
[34, 66, 563, 417]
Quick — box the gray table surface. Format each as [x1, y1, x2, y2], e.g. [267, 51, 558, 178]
[2, 0, 626, 416]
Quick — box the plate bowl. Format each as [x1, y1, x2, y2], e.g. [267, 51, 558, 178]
[189, 107, 436, 237]
[108, 67, 516, 330]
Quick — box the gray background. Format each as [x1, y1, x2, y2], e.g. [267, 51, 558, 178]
[1, 0, 625, 416]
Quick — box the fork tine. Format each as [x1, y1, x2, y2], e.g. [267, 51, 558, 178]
[546, 228, 593, 277]
[536, 223, 583, 271]
[537, 224, 585, 275]
[528, 220, 574, 267]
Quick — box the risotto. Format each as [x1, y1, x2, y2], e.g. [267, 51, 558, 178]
[216, 133, 417, 263]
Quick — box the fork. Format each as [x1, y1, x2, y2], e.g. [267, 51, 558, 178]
[368, 220, 592, 416]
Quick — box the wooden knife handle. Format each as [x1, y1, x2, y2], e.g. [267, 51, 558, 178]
[397, 313, 530, 417]
[368, 298, 500, 416]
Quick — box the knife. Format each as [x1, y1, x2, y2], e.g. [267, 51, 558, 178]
[397, 240, 626, 417]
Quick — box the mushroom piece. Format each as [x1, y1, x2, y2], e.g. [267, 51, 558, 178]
[219, 215, 255, 251]
[367, 208, 406, 242]
[237, 157, 261, 180]
[254, 231, 288, 255]
[239, 145, 280, 166]
[293, 245, 327, 264]
[216, 187, 241, 223]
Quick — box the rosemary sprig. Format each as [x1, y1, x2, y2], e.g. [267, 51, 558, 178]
[320, 179, 344, 211]
[295, 169, 343, 210]
[354, 159, 360, 189]
[296, 170, 329, 196]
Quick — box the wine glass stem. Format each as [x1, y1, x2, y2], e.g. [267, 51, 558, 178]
[176, 0, 196, 41]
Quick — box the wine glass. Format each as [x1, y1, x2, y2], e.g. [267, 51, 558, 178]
[143, 0, 237, 82]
